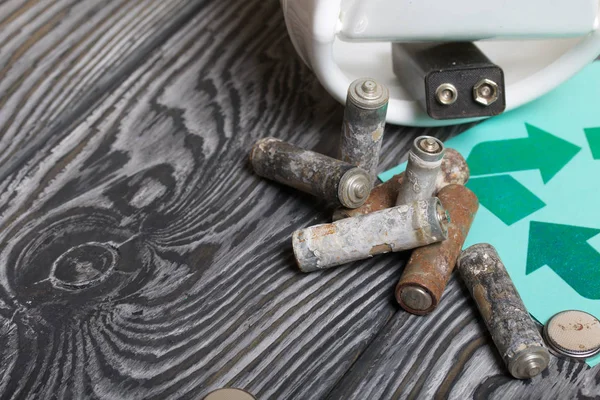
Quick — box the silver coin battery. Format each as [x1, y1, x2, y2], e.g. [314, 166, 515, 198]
[544, 310, 600, 360]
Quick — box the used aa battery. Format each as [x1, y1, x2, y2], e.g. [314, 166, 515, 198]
[293, 197, 449, 272]
[332, 148, 468, 221]
[250, 137, 372, 209]
[457, 244, 550, 379]
[340, 78, 389, 182]
[396, 136, 445, 206]
[396, 184, 479, 315]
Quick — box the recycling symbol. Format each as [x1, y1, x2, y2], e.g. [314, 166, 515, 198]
[465, 123, 600, 300]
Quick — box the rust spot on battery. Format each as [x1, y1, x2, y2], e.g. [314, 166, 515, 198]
[294, 224, 337, 244]
[370, 244, 393, 255]
[372, 127, 384, 141]
[309, 224, 337, 239]
[438, 148, 470, 187]
[414, 226, 427, 245]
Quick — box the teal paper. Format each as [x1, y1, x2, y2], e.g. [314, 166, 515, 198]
[380, 63, 600, 367]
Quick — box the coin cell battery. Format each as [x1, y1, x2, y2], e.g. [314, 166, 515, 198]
[544, 310, 600, 360]
[203, 388, 256, 400]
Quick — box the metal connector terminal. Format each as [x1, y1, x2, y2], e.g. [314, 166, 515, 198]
[392, 42, 506, 119]
[435, 83, 458, 105]
[473, 78, 499, 106]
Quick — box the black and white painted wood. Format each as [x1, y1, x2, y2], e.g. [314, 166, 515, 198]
[0, 0, 208, 179]
[0, 0, 598, 399]
[327, 277, 600, 400]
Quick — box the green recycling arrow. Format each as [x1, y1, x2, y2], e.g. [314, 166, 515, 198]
[467, 175, 546, 226]
[584, 127, 600, 160]
[526, 221, 600, 300]
[467, 123, 581, 183]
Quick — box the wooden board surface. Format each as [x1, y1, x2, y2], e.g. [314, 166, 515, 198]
[327, 278, 600, 400]
[0, 0, 598, 399]
[0, 0, 207, 179]
[0, 0, 408, 398]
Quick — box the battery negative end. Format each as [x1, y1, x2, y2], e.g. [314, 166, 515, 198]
[338, 168, 372, 209]
[397, 285, 434, 314]
[509, 347, 550, 379]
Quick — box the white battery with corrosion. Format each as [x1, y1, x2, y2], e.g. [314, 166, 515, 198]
[293, 197, 449, 272]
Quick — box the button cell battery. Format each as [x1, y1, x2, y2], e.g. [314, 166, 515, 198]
[544, 310, 600, 359]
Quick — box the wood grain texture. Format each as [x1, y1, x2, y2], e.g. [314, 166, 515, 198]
[0, 0, 208, 179]
[1, 0, 599, 399]
[326, 277, 600, 400]
[0, 0, 412, 398]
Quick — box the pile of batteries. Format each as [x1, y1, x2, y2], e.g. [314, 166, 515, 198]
[249, 78, 551, 380]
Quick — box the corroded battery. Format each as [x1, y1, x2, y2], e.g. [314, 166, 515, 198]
[458, 244, 550, 379]
[435, 147, 470, 190]
[544, 310, 600, 360]
[293, 197, 449, 272]
[250, 137, 371, 209]
[333, 148, 468, 221]
[396, 136, 445, 206]
[396, 184, 479, 315]
[340, 78, 389, 181]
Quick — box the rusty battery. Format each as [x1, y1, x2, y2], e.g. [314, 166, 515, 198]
[435, 147, 470, 190]
[395, 184, 479, 315]
[332, 148, 469, 221]
[293, 197, 449, 272]
[457, 244, 550, 379]
[340, 78, 389, 183]
[250, 137, 372, 209]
